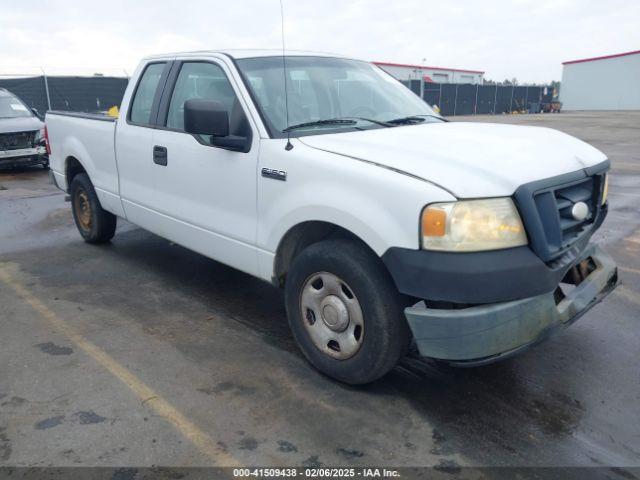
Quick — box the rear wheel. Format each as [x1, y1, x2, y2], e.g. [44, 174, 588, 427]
[285, 239, 410, 384]
[70, 173, 116, 243]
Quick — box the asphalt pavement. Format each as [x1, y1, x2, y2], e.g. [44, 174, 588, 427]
[0, 111, 638, 473]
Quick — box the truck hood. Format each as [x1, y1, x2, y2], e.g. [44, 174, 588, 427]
[299, 122, 607, 198]
[0, 116, 43, 134]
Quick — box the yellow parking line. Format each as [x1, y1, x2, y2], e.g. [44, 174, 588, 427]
[0, 263, 241, 467]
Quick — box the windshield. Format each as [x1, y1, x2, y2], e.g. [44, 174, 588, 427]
[236, 56, 442, 138]
[0, 94, 33, 119]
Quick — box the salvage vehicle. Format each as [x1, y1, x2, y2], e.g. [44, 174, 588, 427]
[0, 88, 48, 169]
[45, 51, 618, 384]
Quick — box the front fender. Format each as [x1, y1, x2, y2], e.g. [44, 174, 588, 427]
[256, 139, 455, 280]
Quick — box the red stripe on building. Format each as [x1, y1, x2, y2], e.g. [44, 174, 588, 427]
[562, 49, 640, 65]
[373, 61, 484, 74]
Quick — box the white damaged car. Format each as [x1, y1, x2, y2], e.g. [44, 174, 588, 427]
[0, 88, 47, 169]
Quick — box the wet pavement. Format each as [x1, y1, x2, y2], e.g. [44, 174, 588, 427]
[0, 112, 639, 471]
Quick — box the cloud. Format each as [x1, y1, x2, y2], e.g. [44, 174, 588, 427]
[0, 0, 639, 82]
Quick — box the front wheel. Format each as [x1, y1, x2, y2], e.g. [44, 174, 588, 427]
[285, 239, 410, 384]
[70, 173, 117, 243]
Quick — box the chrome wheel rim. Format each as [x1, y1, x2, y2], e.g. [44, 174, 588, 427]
[74, 188, 92, 231]
[299, 272, 364, 360]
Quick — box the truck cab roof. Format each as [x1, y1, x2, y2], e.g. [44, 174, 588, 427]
[142, 49, 352, 61]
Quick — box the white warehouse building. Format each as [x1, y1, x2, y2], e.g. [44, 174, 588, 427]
[561, 49, 640, 110]
[373, 61, 484, 85]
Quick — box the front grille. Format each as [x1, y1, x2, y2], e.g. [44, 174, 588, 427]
[554, 177, 597, 247]
[0, 131, 36, 151]
[514, 163, 608, 262]
[531, 175, 603, 259]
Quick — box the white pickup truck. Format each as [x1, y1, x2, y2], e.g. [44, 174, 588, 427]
[46, 50, 617, 384]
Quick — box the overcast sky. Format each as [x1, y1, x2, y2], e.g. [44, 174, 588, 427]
[1, 0, 639, 83]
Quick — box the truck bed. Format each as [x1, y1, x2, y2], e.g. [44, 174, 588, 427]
[46, 110, 123, 216]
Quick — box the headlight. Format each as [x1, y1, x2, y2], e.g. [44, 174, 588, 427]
[421, 198, 527, 252]
[35, 127, 45, 144]
[601, 174, 609, 206]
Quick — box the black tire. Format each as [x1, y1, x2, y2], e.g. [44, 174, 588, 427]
[285, 239, 410, 384]
[70, 173, 117, 243]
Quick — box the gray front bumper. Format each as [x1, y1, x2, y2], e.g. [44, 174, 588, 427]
[405, 244, 618, 365]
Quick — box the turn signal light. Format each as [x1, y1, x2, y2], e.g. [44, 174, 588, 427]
[422, 207, 446, 237]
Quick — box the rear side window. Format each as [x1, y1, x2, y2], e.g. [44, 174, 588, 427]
[129, 63, 165, 124]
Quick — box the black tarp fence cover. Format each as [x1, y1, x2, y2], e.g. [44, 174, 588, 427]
[422, 82, 548, 115]
[0, 76, 128, 114]
[406, 78, 552, 116]
[4, 75, 552, 118]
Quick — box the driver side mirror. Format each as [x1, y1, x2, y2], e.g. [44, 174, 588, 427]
[184, 99, 229, 137]
[183, 98, 251, 153]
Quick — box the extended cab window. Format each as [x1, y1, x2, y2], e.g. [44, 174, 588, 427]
[129, 63, 165, 125]
[165, 62, 250, 145]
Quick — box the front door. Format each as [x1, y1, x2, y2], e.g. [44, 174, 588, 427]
[150, 59, 260, 276]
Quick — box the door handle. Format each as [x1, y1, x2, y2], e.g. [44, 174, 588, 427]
[153, 145, 167, 166]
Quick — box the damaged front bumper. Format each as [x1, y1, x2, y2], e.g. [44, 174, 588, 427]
[404, 244, 618, 366]
[0, 146, 47, 168]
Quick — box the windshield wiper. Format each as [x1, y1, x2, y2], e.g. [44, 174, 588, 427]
[341, 117, 393, 127]
[386, 114, 446, 125]
[283, 118, 357, 133]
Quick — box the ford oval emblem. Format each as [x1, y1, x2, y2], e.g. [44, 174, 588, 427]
[571, 202, 589, 221]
